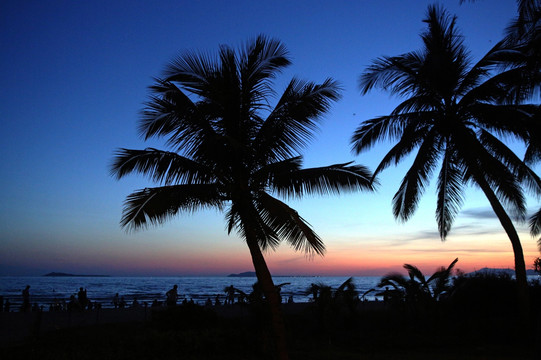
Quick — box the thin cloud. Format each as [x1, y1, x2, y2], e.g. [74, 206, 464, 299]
[461, 207, 497, 220]
[408, 247, 510, 254]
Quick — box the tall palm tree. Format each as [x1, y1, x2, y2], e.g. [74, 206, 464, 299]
[351, 5, 541, 313]
[111, 35, 374, 360]
[501, 1, 541, 253]
[530, 207, 541, 262]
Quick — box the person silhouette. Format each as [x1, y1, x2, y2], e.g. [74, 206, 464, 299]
[166, 285, 179, 307]
[21, 285, 30, 312]
[113, 293, 120, 309]
[119, 296, 126, 309]
[77, 287, 88, 309]
[225, 285, 235, 305]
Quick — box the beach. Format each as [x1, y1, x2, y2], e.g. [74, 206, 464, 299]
[1, 275, 539, 359]
[1, 298, 537, 360]
[0, 300, 390, 347]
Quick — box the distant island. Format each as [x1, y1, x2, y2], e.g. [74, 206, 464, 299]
[43, 272, 110, 277]
[227, 271, 257, 277]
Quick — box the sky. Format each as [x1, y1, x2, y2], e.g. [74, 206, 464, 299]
[1, 0, 539, 277]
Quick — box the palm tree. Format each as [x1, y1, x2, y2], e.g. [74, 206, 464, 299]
[307, 277, 359, 311]
[530, 208, 541, 268]
[111, 35, 374, 360]
[378, 258, 458, 307]
[351, 5, 541, 314]
[534, 256, 541, 274]
[502, 1, 541, 257]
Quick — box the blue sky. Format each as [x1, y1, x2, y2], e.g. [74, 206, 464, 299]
[1, 0, 539, 276]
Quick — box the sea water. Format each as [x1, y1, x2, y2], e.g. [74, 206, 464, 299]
[0, 276, 382, 309]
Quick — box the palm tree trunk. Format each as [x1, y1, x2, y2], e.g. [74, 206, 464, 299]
[245, 233, 289, 360]
[475, 174, 530, 319]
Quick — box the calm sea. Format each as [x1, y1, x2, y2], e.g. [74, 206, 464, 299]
[0, 276, 382, 310]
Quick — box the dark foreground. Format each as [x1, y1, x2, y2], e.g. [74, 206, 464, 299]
[1, 298, 539, 360]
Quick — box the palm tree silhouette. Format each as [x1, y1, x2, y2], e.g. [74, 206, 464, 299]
[351, 5, 540, 313]
[501, 0, 541, 257]
[307, 277, 359, 312]
[111, 35, 374, 360]
[378, 258, 458, 310]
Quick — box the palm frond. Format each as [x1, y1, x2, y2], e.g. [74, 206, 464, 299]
[419, 5, 471, 100]
[256, 193, 325, 256]
[377, 273, 408, 289]
[478, 129, 541, 197]
[392, 130, 441, 221]
[140, 78, 223, 158]
[111, 148, 214, 185]
[436, 150, 465, 239]
[252, 157, 302, 188]
[468, 103, 533, 140]
[336, 277, 356, 293]
[239, 35, 291, 104]
[163, 48, 217, 97]
[428, 257, 458, 298]
[271, 162, 375, 199]
[453, 127, 526, 220]
[255, 78, 341, 162]
[372, 122, 430, 178]
[225, 201, 281, 252]
[457, 41, 509, 98]
[351, 114, 406, 154]
[529, 207, 541, 237]
[403, 263, 427, 285]
[120, 184, 223, 231]
[524, 107, 541, 164]
[359, 52, 423, 97]
[140, 79, 197, 140]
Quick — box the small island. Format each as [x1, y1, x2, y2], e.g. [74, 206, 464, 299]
[43, 272, 110, 277]
[227, 271, 257, 277]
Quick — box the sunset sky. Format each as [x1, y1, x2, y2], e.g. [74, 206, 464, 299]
[1, 0, 539, 277]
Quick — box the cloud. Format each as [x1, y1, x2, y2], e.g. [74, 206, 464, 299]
[461, 207, 497, 220]
[407, 247, 510, 254]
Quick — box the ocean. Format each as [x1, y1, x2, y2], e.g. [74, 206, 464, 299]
[0, 276, 382, 310]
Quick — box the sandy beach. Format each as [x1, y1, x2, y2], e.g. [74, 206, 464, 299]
[0, 301, 389, 348]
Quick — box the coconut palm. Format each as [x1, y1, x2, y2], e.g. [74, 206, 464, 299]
[378, 258, 458, 307]
[534, 256, 541, 274]
[351, 5, 541, 312]
[501, 1, 541, 252]
[530, 207, 541, 256]
[111, 35, 374, 360]
[499, 1, 541, 165]
[307, 277, 359, 310]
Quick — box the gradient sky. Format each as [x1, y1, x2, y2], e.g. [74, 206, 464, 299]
[1, 0, 539, 277]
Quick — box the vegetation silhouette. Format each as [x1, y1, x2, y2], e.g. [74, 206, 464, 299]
[377, 258, 458, 315]
[304, 277, 360, 345]
[351, 4, 541, 315]
[499, 0, 541, 277]
[2, 267, 540, 359]
[111, 35, 375, 359]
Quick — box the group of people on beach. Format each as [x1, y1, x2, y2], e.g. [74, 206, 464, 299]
[1, 284, 181, 312]
[0, 296, 12, 312]
[2, 283, 295, 312]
